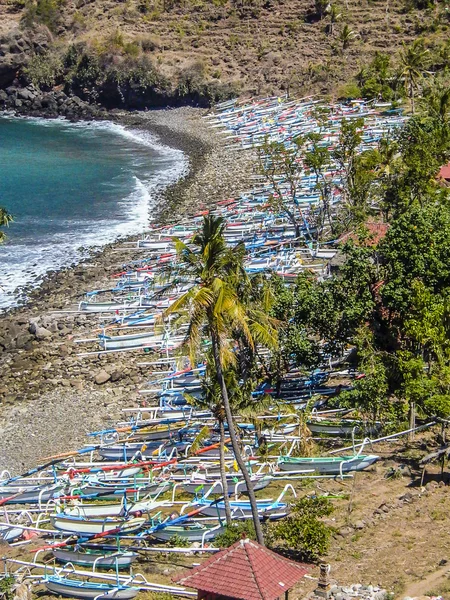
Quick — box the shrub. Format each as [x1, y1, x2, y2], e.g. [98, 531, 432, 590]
[214, 521, 256, 547]
[22, 0, 65, 31]
[269, 496, 334, 561]
[337, 82, 362, 99]
[24, 51, 64, 88]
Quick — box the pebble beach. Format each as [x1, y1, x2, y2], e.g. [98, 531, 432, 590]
[0, 106, 254, 473]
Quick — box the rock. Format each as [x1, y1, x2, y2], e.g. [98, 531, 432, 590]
[338, 526, 353, 537]
[59, 344, 72, 357]
[425, 480, 438, 491]
[34, 327, 52, 340]
[94, 370, 111, 385]
[28, 319, 40, 334]
[354, 520, 366, 529]
[110, 370, 123, 382]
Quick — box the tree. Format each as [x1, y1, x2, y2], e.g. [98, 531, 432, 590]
[399, 39, 429, 114]
[339, 24, 356, 51]
[325, 3, 341, 34]
[164, 216, 277, 545]
[186, 359, 233, 525]
[380, 203, 450, 323]
[257, 137, 311, 239]
[269, 496, 334, 561]
[0, 207, 13, 243]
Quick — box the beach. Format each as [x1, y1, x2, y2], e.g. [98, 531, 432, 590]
[0, 106, 254, 473]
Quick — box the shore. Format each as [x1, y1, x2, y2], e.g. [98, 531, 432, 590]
[0, 106, 254, 473]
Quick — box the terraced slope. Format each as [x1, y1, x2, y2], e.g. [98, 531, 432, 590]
[1, 0, 448, 100]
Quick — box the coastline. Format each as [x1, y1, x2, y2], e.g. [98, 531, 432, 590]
[0, 105, 254, 473]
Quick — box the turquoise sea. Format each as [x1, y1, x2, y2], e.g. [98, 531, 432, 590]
[0, 115, 186, 310]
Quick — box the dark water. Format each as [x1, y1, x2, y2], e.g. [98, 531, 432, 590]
[0, 115, 186, 309]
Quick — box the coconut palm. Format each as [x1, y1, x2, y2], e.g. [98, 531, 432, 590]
[185, 359, 236, 525]
[339, 24, 356, 50]
[422, 85, 450, 122]
[399, 40, 429, 114]
[164, 215, 278, 545]
[0, 207, 13, 243]
[326, 3, 341, 35]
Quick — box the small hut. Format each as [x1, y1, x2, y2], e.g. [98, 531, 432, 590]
[173, 538, 309, 600]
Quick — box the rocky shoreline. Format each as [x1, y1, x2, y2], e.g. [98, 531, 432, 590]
[0, 105, 254, 474]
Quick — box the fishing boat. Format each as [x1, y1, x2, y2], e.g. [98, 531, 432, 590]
[306, 419, 381, 437]
[193, 497, 288, 520]
[0, 524, 23, 543]
[44, 575, 139, 600]
[150, 521, 224, 542]
[277, 454, 380, 474]
[52, 547, 139, 569]
[0, 482, 63, 505]
[182, 475, 270, 496]
[50, 514, 146, 536]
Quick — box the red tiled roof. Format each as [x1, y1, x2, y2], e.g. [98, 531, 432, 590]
[439, 164, 450, 180]
[338, 222, 389, 247]
[173, 538, 309, 600]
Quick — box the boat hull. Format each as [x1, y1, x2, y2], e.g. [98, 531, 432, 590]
[277, 454, 379, 474]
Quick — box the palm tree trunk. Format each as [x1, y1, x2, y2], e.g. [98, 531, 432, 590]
[211, 333, 265, 545]
[219, 418, 232, 525]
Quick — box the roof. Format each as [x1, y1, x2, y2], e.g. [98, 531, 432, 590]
[338, 222, 389, 247]
[173, 538, 309, 600]
[439, 163, 450, 180]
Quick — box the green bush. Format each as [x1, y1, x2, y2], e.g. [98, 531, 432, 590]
[269, 496, 334, 561]
[214, 521, 256, 547]
[22, 0, 65, 31]
[24, 51, 64, 88]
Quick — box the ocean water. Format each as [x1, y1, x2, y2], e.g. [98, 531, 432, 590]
[0, 115, 187, 310]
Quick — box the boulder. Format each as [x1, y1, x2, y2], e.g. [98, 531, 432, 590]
[94, 370, 111, 385]
[34, 327, 52, 340]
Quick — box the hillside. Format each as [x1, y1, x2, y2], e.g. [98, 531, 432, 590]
[1, 0, 450, 107]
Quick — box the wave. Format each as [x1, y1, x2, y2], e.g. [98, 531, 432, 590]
[0, 116, 188, 311]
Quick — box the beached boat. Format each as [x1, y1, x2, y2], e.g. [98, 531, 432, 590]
[277, 454, 380, 474]
[52, 547, 139, 569]
[193, 497, 288, 520]
[50, 514, 146, 536]
[44, 575, 139, 600]
[150, 521, 224, 542]
[182, 475, 270, 496]
[306, 419, 381, 437]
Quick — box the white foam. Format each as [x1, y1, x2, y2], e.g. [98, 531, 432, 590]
[0, 117, 188, 311]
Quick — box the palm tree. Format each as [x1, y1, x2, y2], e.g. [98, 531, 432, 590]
[164, 216, 277, 545]
[423, 85, 450, 122]
[326, 3, 341, 35]
[339, 24, 356, 50]
[0, 207, 13, 243]
[186, 359, 235, 526]
[399, 40, 429, 114]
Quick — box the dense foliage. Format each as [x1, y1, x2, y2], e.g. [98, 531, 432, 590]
[264, 87, 450, 425]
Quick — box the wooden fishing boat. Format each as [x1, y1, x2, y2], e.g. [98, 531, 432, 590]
[277, 454, 379, 474]
[150, 521, 224, 542]
[78, 481, 170, 500]
[0, 483, 63, 505]
[0, 524, 23, 542]
[194, 498, 288, 520]
[182, 475, 270, 496]
[306, 419, 381, 437]
[64, 497, 168, 518]
[52, 547, 139, 569]
[44, 575, 139, 600]
[50, 514, 146, 536]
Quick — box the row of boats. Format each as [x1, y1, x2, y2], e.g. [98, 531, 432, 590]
[1, 94, 403, 598]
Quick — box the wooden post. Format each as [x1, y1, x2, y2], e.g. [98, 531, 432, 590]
[408, 402, 415, 442]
